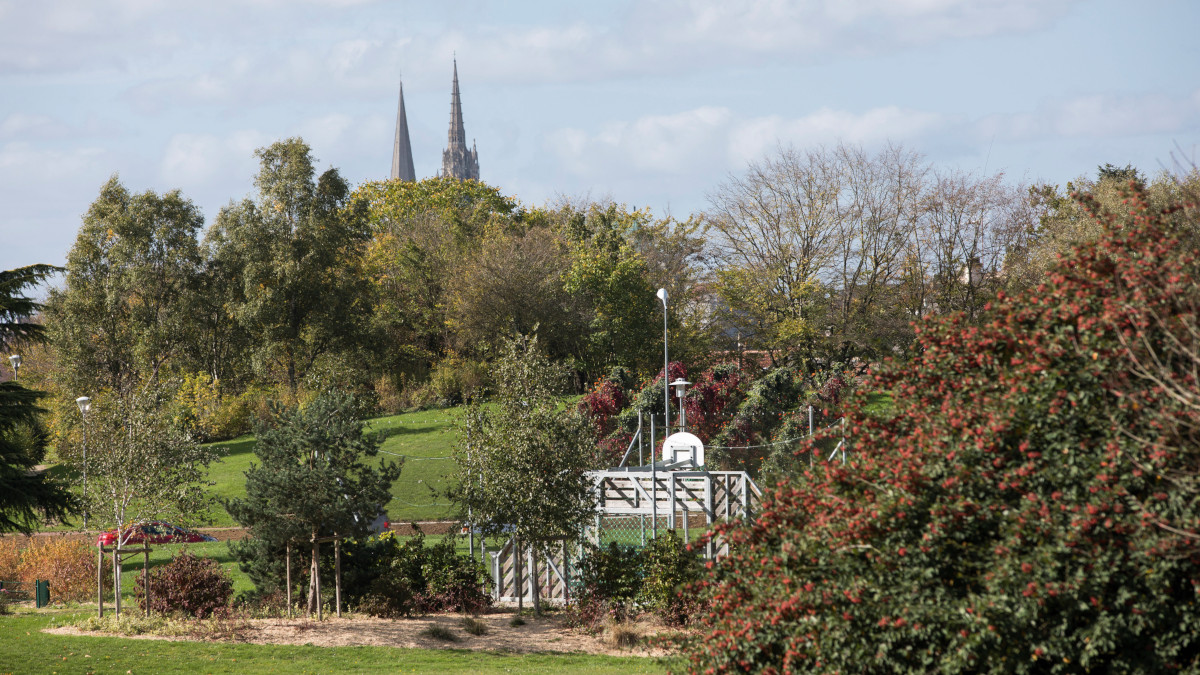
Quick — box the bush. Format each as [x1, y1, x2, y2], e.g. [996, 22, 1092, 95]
[135, 550, 233, 618]
[0, 538, 22, 586]
[346, 532, 490, 617]
[575, 541, 642, 611]
[683, 184, 1200, 672]
[16, 537, 110, 603]
[638, 531, 705, 626]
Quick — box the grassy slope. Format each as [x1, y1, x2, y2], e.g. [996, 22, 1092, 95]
[206, 408, 463, 527]
[0, 610, 667, 674]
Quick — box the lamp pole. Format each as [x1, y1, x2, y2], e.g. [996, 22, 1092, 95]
[76, 396, 91, 530]
[670, 378, 691, 432]
[656, 288, 670, 432]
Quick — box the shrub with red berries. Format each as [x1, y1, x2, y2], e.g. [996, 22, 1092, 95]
[680, 183, 1200, 673]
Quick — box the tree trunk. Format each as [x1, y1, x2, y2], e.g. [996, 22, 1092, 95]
[515, 537, 523, 614]
[307, 538, 320, 616]
[530, 545, 541, 617]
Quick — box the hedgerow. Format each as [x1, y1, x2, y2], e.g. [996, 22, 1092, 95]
[681, 183, 1200, 673]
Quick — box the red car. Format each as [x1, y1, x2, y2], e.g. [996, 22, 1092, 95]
[96, 521, 217, 547]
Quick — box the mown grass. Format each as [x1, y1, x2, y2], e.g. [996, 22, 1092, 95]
[0, 610, 667, 674]
[204, 408, 463, 527]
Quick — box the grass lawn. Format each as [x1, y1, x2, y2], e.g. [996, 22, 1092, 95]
[205, 408, 464, 527]
[0, 610, 667, 674]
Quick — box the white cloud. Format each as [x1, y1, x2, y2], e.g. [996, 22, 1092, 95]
[159, 130, 267, 187]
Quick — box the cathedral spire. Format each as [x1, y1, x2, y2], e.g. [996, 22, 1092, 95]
[441, 58, 479, 180]
[391, 76, 416, 181]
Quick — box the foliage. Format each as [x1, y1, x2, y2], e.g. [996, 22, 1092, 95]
[0, 264, 77, 533]
[453, 334, 597, 613]
[225, 390, 401, 613]
[351, 531, 490, 617]
[682, 183, 1200, 673]
[77, 387, 216, 540]
[707, 143, 1029, 363]
[708, 366, 806, 472]
[15, 537, 111, 603]
[47, 178, 206, 396]
[135, 550, 234, 618]
[576, 542, 643, 612]
[353, 177, 519, 386]
[205, 138, 372, 393]
[638, 531, 705, 626]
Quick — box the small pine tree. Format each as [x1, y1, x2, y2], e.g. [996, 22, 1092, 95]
[225, 391, 401, 614]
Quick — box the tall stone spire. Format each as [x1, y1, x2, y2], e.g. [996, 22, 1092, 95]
[440, 59, 479, 180]
[391, 76, 416, 181]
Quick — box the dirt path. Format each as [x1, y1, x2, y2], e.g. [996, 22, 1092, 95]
[2, 520, 462, 544]
[46, 612, 670, 657]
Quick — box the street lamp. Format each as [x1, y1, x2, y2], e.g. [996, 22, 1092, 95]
[656, 288, 670, 432]
[670, 378, 691, 431]
[8, 354, 20, 379]
[76, 396, 91, 530]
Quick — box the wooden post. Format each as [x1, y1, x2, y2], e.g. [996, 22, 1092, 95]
[314, 539, 322, 621]
[143, 543, 150, 617]
[515, 538, 523, 614]
[334, 536, 342, 618]
[113, 547, 121, 617]
[286, 543, 292, 619]
[530, 545, 540, 616]
[97, 546, 103, 618]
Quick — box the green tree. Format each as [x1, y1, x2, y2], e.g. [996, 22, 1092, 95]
[0, 264, 76, 533]
[225, 391, 401, 614]
[206, 138, 372, 394]
[559, 203, 665, 379]
[352, 177, 519, 383]
[453, 335, 597, 615]
[47, 176, 205, 396]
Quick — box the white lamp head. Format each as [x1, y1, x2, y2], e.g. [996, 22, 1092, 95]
[656, 288, 668, 304]
[75, 396, 92, 416]
[8, 354, 20, 370]
[670, 377, 691, 398]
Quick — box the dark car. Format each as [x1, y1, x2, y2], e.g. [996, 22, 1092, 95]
[96, 521, 217, 547]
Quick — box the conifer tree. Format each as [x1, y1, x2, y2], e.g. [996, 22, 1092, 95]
[0, 264, 76, 533]
[225, 391, 401, 614]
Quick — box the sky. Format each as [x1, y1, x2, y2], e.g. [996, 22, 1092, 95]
[1, 0, 1198, 272]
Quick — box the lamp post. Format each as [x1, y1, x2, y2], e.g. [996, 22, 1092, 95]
[656, 288, 670, 432]
[8, 354, 20, 379]
[670, 378, 691, 432]
[76, 396, 91, 530]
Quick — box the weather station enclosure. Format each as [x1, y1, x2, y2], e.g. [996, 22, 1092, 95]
[488, 413, 762, 605]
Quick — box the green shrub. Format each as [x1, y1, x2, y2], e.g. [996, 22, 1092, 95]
[342, 532, 490, 617]
[638, 531, 705, 625]
[135, 550, 233, 618]
[575, 541, 642, 610]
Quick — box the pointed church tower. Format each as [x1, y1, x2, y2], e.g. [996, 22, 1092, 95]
[440, 59, 479, 180]
[391, 77, 416, 181]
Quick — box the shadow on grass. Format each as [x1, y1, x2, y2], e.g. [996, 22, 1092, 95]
[371, 424, 447, 443]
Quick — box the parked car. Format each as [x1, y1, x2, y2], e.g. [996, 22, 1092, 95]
[96, 521, 217, 547]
